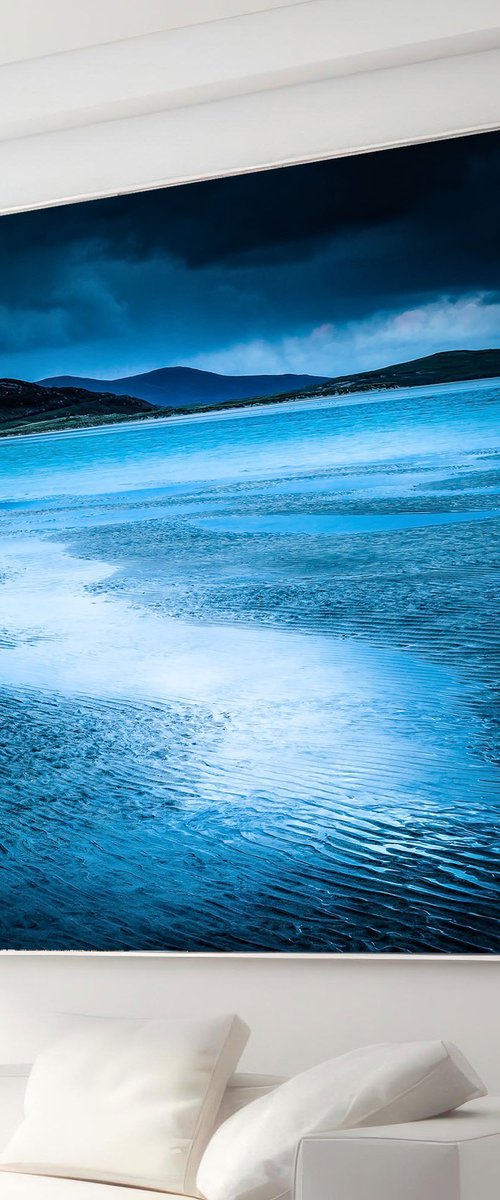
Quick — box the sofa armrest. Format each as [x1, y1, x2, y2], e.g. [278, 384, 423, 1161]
[294, 1099, 500, 1200]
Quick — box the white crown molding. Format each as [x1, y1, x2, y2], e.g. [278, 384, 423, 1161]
[0, 0, 499, 215]
[1, 1, 500, 143]
[0, 0, 308, 65]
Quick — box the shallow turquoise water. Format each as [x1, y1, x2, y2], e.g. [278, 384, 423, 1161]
[0, 378, 499, 951]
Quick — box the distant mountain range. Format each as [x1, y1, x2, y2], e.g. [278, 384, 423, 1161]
[39, 367, 329, 409]
[1, 349, 499, 436]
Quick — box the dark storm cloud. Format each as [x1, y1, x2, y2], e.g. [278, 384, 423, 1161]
[0, 129, 499, 380]
[2, 129, 500, 271]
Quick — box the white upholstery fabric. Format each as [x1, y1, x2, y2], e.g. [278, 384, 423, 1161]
[0, 1175, 187, 1198]
[0, 1077, 26, 1160]
[295, 1098, 500, 1200]
[0, 1013, 248, 1195]
[0, 1069, 283, 1154]
[309, 1096, 500, 1143]
[197, 1041, 486, 1200]
[0, 1100, 499, 1200]
[217, 1074, 286, 1127]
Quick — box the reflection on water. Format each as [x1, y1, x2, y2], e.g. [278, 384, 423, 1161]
[0, 378, 499, 950]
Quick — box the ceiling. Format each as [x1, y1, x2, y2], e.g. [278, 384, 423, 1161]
[0, 0, 307, 64]
[0, 0, 499, 215]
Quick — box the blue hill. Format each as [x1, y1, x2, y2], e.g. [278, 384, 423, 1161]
[39, 366, 329, 409]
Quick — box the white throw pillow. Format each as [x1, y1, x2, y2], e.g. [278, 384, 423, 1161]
[0, 1011, 249, 1195]
[197, 1040, 486, 1200]
[0, 1074, 27, 1157]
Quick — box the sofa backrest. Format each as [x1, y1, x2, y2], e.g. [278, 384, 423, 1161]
[217, 1072, 286, 1126]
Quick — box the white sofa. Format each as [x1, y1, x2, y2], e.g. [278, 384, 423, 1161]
[296, 1097, 500, 1200]
[1, 1065, 500, 1200]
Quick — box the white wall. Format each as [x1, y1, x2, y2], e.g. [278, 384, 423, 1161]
[0, 955, 499, 1089]
[0, 0, 499, 1090]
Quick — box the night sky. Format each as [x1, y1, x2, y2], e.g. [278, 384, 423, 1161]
[0, 130, 499, 383]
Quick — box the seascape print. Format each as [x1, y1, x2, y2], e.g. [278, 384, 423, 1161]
[0, 132, 499, 952]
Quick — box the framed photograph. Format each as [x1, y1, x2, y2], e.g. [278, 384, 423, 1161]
[0, 129, 498, 953]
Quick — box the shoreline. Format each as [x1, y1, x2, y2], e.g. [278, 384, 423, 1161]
[1, 372, 499, 443]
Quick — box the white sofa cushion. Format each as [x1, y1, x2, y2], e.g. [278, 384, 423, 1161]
[0, 1173, 182, 1198]
[197, 1041, 486, 1200]
[0, 1012, 248, 1195]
